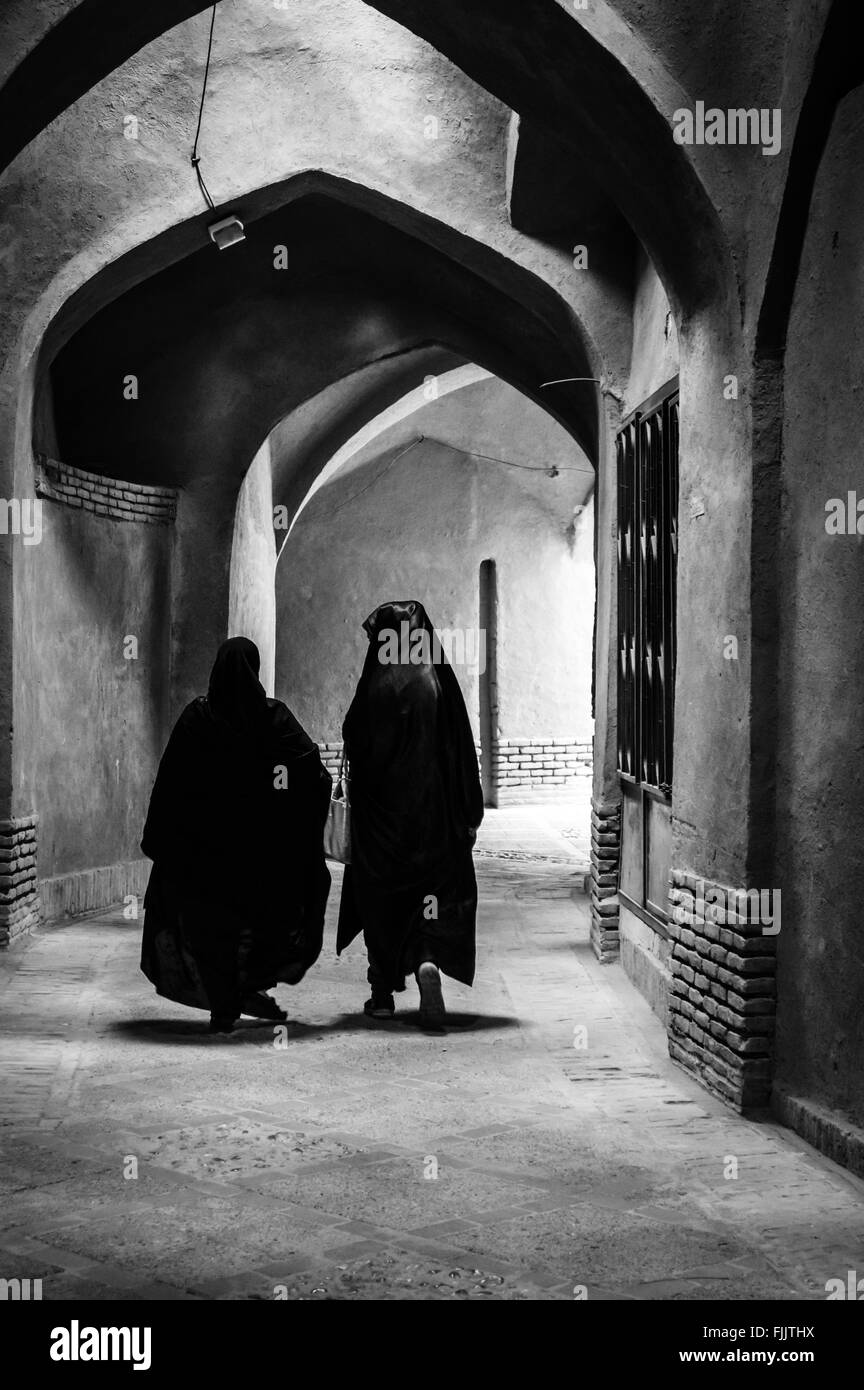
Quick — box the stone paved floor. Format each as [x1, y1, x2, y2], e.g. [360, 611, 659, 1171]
[2, 792, 863, 1300]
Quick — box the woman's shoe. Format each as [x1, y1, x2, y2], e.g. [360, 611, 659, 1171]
[240, 991, 287, 1021]
[364, 993, 396, 1019]
[417, 961, 446, 1026]
[208, 1014, 235, 1034]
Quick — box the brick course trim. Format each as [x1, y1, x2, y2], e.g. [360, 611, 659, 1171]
[35, 454, 177, 525]
[667, 868, 777, 1111]
[0, 814, 40, 946]
[590, 797, 621, 962]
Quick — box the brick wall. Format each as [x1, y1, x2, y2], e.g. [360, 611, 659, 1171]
[318, 736, 591, 801]
[35, 454, 177, 524]
[492, 739, 592, 802]
[590, 798, 620, 962]
[667, 869, 776, 1110]
[319, 742, 344, 780]
[0, 814, 40, 946]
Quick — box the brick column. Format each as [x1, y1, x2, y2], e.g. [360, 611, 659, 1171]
[667, 869, 776, 1109]
[590, 797, 620, 961]
[0, 814, 40, 945]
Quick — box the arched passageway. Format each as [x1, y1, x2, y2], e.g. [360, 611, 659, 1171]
[19, 177, 602, 916]
[266, 369, 596, 804]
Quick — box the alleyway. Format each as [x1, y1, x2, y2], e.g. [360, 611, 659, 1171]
[2, 802, 862, 1301]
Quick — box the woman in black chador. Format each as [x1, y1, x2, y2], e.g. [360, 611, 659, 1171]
[140, 637, 332, 1033]
[337, 600, 484, 1025]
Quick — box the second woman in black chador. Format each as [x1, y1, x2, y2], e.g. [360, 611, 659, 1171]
[140, 637, 332, 1033]
[337, 601, 484, 1025]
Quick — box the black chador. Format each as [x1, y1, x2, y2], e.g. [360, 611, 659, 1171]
[140, 637, 332, 1030]
[336, 601, 484, 1004]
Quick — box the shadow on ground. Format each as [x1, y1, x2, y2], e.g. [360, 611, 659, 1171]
[110, 1012, 521, 1045]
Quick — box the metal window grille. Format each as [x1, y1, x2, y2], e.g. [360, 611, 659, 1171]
[616, 388, 679, 796]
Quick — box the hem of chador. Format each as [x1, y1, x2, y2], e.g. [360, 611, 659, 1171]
[144, 966, 292, 1012]
[335, 922, 475, 990]
[391, 971, 475, 993]
[148, 980, 291, 1011]
[343, 958, 476, 993]
[338, 945, 477, 989]
[391, 937, 475, 993]
[149, 981, 209, 1013]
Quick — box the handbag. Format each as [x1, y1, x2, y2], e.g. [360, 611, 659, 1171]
[323, 751, 351, 864]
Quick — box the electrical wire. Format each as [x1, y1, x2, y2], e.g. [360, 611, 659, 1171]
[420, 434, 593, 474]
[323, 434, 593, 522]
[191, 4, 218, 212]
[323, 438, 427, 519]
[310, 428, 592, 527]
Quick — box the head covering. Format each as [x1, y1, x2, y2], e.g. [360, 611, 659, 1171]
[206, 636, 268, 735]
[361, 599, 441, 687]
[349, 599, 480, 806]
[362, 599, 427, 642]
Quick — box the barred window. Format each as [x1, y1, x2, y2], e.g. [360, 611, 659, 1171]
[617, 384, 679, 797]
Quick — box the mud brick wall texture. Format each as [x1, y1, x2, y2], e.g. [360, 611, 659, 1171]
[321, 742, 484, 780]
[590, 798, 620, 963]
[35, 455, 177, 525]
[492, 739, 592, 790]
[319, 738, 592, 790]
[667, 869, 777, 1110]
[319, 742, 345, 779]
[0, 815, 40, 946]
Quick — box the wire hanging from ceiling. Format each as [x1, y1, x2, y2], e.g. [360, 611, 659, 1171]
[420, 434, 593, 474]
[320, 435, 592, 526]
[324, 439, 426, 520]
[190, 3, 218, 211]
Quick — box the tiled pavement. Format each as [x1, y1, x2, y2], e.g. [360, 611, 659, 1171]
[1, 793, 863, 1300]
